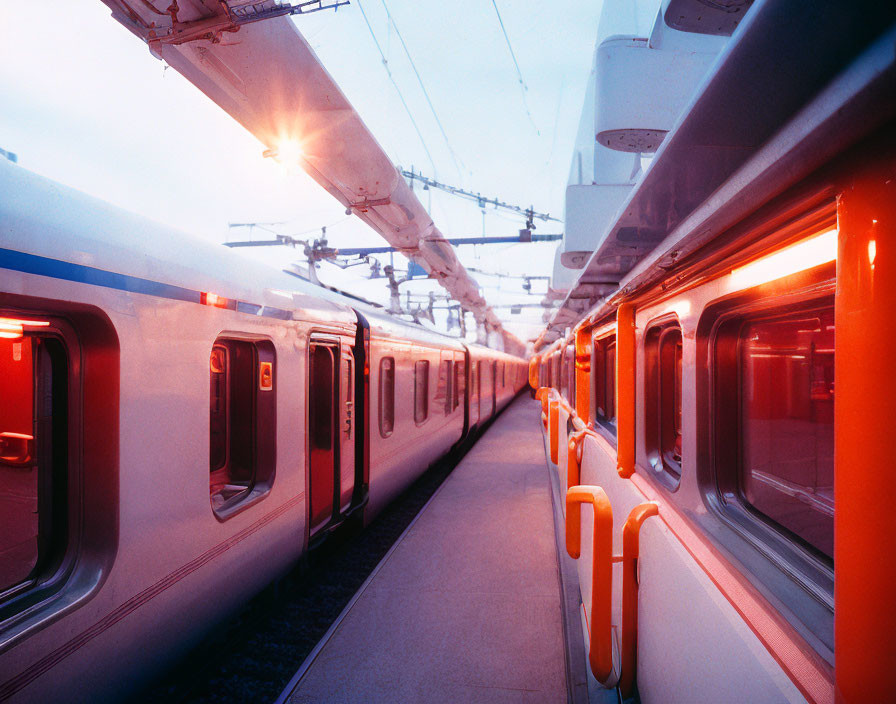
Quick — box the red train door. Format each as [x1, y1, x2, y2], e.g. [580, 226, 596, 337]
[309, 339, 339, 536]
[337, 346, 355, 514]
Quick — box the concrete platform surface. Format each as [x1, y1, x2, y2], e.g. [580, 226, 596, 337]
[284, 397, 568, 703]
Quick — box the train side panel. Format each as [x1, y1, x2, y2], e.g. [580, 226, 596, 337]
[0, 275, 325, 702]
[365, 335, 465, 519]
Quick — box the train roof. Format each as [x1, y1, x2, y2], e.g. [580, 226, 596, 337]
[0, 158, 358, 325]
[0, 160, 525, 358]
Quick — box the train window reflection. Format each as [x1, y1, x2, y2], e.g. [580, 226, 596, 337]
[414, 360, 430, 424]
[739, 308, 835, 559]
[453, 360, 464, 411]
[379, 357, 395, 437]
[438, 360, 452, 416]
[592, 334, 617, 433]
[0, 329, 67, 598]
[645, 319, 683, 487]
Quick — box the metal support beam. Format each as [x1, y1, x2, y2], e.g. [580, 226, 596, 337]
[223, 232, 562, 252]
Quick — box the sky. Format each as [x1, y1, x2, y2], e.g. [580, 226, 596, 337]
[0, 0, 658, 342]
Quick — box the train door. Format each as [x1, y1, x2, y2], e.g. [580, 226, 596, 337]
[470, 361, 479, 426]
[475, 361, 482, 421]
[338, 346, 355, 514]
[308, 336, 353, 538]
[458, 350, 469, 436]
[491, 361, 497, 416]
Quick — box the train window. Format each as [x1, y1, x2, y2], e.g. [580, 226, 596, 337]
[0, 326, 67, 600]
[592, 334, 617, 433]
[414, 360, 430, 424]
[209, 338, 275, 517]
[379, 357, 395, 437]
[644, 318, 683, 488]
[565, 346, 576, 408]
[560, 347, 568, 398]
[439, 359, 452, 416]
[714, 300, 835, 560]
[453, 360, 464, 411]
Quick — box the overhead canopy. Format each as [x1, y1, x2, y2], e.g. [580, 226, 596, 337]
[542, 0, 896, 344]
[101, 0, 523, 355]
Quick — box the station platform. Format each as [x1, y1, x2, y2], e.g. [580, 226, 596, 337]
[278, 396, 587, 704]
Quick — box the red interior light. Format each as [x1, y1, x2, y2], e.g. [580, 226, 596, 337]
[201, 292, 228, 308]
[0, 316, 50, 339]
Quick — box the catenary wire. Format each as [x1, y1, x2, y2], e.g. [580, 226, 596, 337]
[490, 0, 540, 136]
[378, 0, 466, 177]
[355, 0, 438, 176]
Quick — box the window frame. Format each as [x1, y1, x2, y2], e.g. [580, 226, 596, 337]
[591, 332, 617, 436]
[706, 289, 837, 585]
[414, 359, 430, 425]
[644, 315, 683, 490]
[452, 358, 464, 411]
[0, 302, 118, 646]
[695, 265, 837, 658]
[378, 356, 395, 438]
[209, 336, 276, 520]
[0, 326, 71, 607]
[440, 359, 453, 416]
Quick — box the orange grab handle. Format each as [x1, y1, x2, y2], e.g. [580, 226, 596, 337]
[566, 485, 614, 684]
[549, 401, 560, 464]
[566, 429, 591, 491]
[528, 356, 540, 390]
[575, 325, 591, 424]
[619, 502, 659, 698]
[616, 303, 636, 479]
[536, 387, 551, 429]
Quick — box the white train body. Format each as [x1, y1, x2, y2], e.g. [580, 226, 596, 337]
[0, 158, 526, 702]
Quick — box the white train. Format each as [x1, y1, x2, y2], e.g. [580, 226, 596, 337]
[0, 157, 527, 702]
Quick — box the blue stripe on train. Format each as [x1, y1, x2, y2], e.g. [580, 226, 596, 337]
[0, 247, 294, 320]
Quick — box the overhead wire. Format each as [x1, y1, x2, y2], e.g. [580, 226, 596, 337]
[355, 0, 438, 175]
[490, 0, 540, 136]
[378, 0, 466, 177]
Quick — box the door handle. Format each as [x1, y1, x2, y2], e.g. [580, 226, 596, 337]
[344, 401, 353, 433]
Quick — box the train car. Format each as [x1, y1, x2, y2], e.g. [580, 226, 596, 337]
[532, 10, 896, 701]
[0, 157, 526, 703]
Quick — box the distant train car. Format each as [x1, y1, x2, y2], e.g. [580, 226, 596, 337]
[0, 158, 526, 702]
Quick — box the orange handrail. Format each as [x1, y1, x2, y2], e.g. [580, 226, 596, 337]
[575, 325, 591, 424]
[528, 355, 540, 390]
[557, 395, 576, 417]
[619, 502, 659, 698]
[549, 400, 560, 464]
[536, 387, 551, 428]
[566, 485, 614, 684]
[567, 429, 591, 491]
[616, 303, 636, 478]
